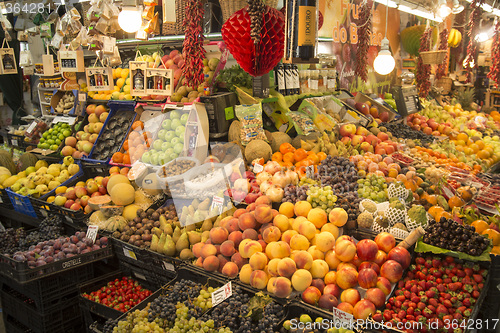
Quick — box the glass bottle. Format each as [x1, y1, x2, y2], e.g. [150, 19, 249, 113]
[133, 69, 144, 90]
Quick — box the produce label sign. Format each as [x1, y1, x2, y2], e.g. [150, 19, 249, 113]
[86, 225, 99, 244]
[212, 282, 232, 307]
[332, 307, 354, 326]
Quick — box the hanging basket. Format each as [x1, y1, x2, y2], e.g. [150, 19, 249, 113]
[436, 77, 453, 94]
[219, 0, 279, 23]
[420, 50, 447, 65]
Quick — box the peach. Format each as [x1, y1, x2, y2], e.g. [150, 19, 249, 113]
[265, 241, 291, 259]
[365, 288, 386, 308]
[291, 269, 313, 291]
[292, 216, 307, 232]
[202, 255, 219, 272]
[218, 254, 229, 272]
[219, 216, 233, 230]
[356, 239, 378, 261]
[310, 259, 329, 279]
[242, 228, 258, 241]
[321, 223, 340, 239]
[337, 302, 354, 314]
[272, 277, 293, 298]
[255, 195, 272, 206]
[358, 268, 378, 289]
[314, 232, 335, 252]
[340, 288, 361, 306]
[267, 258, 281, 276]
[239, 264, 253, 284]
[374, 250, 387, 266]
[294, 201, 312, 217]
[192, 242, 204, 258]
[387, 246, 411, 269]
[335, 235, 354, 246]
[352, 254, 363, 268]
[353, 299, 376, 320]
[375, 232, 396, 253]
[228, 231, 243, 247]
[324, 271, 337, 285]
[281, 230, 298, 244]
[329, 208, 348, 227]
[247, 252, 267, 270]
[273, 214, 290, 232]
[226, 218, 240, 233]
[298, 221, 317, 240]
[301, 286, 321, 305]
[249, 270, 268, 289]
[307, 245, 325, 260]
[222, 262, 239, 278]
[376, 277, 392, 296]
[201, 244, 217, 259]
[335, 240, 356, 262]
[325, 250, 341, 269]
[267, 277, 277, 294]
[336, 267, 359, 290]
[258, 239, 267, 253]
[307, 208, 328, 229]
[290, 234, 310, 251]
[359, 262, 380, 275]
[291, 250, 313, 270]
[220, 240, 236, 257]
[277, 257, 297, 278]
[262, 226, 281, 243]
[239, 240, 262, 259]
[254, 204, 273, 224]
[233, 208, 247, 219]
[279, 202, 295, 218]
[238, 212, 257, 230]
[319, 293, 338, 310]
[231, 252, 248, 269]
[311, 278, 325, 293]
[380, 260, 403, 283]
[246, 203, 257, 211]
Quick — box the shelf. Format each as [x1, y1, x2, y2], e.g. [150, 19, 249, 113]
[116, 33, 223, 47]
[40, 102, 51, 106]
[38, 86, 55, 92]
[36, 73, 61, 77]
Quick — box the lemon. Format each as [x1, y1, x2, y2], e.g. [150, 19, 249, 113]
[116, 78, 125, 88]
[123, 85, 131, 94]
[126, 78, 130, 85]
[121, 68, 129, 79]
[125, 94, 133, 100]
[114, 67, 122, 79]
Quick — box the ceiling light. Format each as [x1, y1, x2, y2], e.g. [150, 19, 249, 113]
[451, 0, 464, 13]
[374, 38, 396, 75]
[438, 0, 452, 18]
[118, 0, 142, 33]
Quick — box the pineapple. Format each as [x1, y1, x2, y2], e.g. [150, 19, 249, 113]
[452, 87, 477, 111]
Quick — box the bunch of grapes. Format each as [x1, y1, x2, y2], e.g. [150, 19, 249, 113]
[113, 309, 165, 333]
[0, 228, 26, 254]
[298, 177, 319, 187]
[283, 184, 308, 204]
[316, 156, 359, 196]
[103, 319, 119, 333]
[19, 215, 64, 250]
[306, 185, 337, 213]
[336, 194, 362, 227]
[357, 174, 388, 202]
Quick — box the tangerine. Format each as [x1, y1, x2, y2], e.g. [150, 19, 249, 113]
[471, 220, 489, 234]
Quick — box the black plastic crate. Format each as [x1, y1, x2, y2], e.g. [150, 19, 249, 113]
[0, 187, 13, 209]
[0, 262, 94, 312]
[2, 289, 83, 333]
[148, 248, 184, 280]
[0, 242, 112, 284]
[478, 254, 500, 324]
[112, 237, 151, 266]
[118, 259, 169, 290]
[4, 315, 34, 333]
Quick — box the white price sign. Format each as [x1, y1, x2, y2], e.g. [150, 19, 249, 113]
[332, 307, 354, 327]
[86, 225, 99, 244]
[211, 282, 232, 307]
[211, 195, 225, 215]
[123, 247, 137, 260]
[306, 165, 315, 178]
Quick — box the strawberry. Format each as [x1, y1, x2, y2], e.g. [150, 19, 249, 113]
[457, 270, 466, 278]
[395, 300, 402, 308]
[398, 310, 406, 319]
[417, 315, 426, 323]
[388, 297, 395, 305]
[373, 312, 383, 322]
[443, 299, 453, 308]
[407, 307, 414, 315]
[396, 295, 406, 302]
[436, 304, 448, 318]
[422, 268, 428, 275]
[445, 256, 455, 264]
[443, 277, 452, 284]
[386, 303, 392, 310]
[463, 283, 473, 293]
[383, 310, 392, 321]
[406, 314, 415, 321]
[429, 298, 439, 307]
[411, 295, 420, 304]
[451, 276, 458, 282]
[398, 280, 405, 289]
[425, 258, 433, 268]
[472, 264, 480, 272]
[448, 282, 459, 292]
[417, 302, 426, 310]
[425, 289, 436, 298]
[432, 258, 441, 268]
[420, 295, 428, 303]
[456, 306, 466, 313]
[463, 298, 471, 307]
[472, 290, 480, 298]
[473, 274, 483, 283]
[425, 281, 433, 290]
[423, 307, 433, 318]
[453, 312, 462, 321]
[411, 285, 419, 294]
[436, 278, 443, 284]
[416, 257, 425, 265]
[478, 282, 484, 289]
[479, 268, 488, 277]
[407, 271, 415, 279]
[443, 314, 453, 322]
[464, 267, 473, 276]
[437, 284, 446, 292]
[414, 309, 422, 317]
[416, 271, 426, 280]
[464, 308, 471, 317]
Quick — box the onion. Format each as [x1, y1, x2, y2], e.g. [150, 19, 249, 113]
[266, 185, 284, 203]
[256, 171, 272, 186]
[264, 161, 281, 175]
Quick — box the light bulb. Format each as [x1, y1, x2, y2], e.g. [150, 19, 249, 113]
[452, 0, 464, 14]
[438, 0, 452, 17]
[374, 38, 395, 75]
[118, 7, 142, 33]
[475, 32, 489, 42]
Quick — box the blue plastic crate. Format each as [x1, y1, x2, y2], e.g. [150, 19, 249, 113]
[83, 100, 137, 164]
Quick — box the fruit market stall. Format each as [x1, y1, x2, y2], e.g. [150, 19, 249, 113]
[1, 0, 500, 332]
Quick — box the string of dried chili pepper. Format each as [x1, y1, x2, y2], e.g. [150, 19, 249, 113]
[487, 20, 500, 87]
[436, 28, 449, 80]
[464, 0, 483, 83]
[416, 27, 432, 98]
[355, 0, 372, 82]
[181, 0, 206, 88]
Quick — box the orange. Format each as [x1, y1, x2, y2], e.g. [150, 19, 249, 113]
[279, 143, 295, 155]
[317, 152, 327, 161]
[145, 138, 153, 148]
[307, 153, 319, 165]
[131, 120, 144, 131]
[122, 154, 131, 165]
[293, 148, 308, 162]
[272, 152, 283, 162]
[448, 195, 465, 209]
[428, 206, 444, 219]
[482, 229, 500, 246]
[283, 152, 295, 164]
[112, 152, 123, 163]
[122, 140, 129, 151]
[435, 211, 452, 221]
[471, 220, 490, 234]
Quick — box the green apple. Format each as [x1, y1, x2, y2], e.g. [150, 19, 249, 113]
[169, 110, 181, 119]
[173, 143, 184, 154]
[169, 152, 178, 161]
[164, 131, 175, 142]
[175, 125, 185, 137]
[157, 152, 167, 165]
[161, 141, 172, 151]
[164, 148, 174, 156]
[171, 137, 180, 146]
[178, 135, 184, 143]
[161, 119, 172, 130]
[150, 153, 159, 165]
[141, 151, 151, 163]
[153, 139, 163, 150]
[180, 113, 188, 125]
[157, 129, 167, 141]
[171, 118, 182, 129]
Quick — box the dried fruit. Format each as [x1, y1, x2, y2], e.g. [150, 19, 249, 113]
[488, 20, 500, 87]
[435, 28, 449, 80]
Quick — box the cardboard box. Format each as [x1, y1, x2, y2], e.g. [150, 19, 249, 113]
[130, 61, 148, 96]
[199, 92, 237, 138]
[145, 68, 174, 96]
[50, 90, 78, 115]
[86, 67, 113, 91]
[58, 49, 85, 73]
[354, 92, 397, 122]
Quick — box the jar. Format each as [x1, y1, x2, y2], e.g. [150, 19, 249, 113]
[308, 70, 319, 93]
[54, 62, 59, 72]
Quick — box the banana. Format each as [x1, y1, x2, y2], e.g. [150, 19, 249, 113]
[448, 29, 462, 48]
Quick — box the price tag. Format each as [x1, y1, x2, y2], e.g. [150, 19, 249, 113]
[40, 209, 48, 218]
[78, 93, 87, 103]
[123, 248, 138, 260]
[253, 163, 263, 173]
[224, 106, 234, 120]
[65, 216, 73, 223]
[211, 281, 232, 307]
[52, 116, 77, 126]
[211, 195, 225, 214]
[162, 261, 175, 272]
[332, 307, 354, 327]
[306, 165, 315, 178]
[86, 225, 99, 244]
[0, 196, 3, 204]
[11, 139, 17, 146]
[26, 121, 37, 134]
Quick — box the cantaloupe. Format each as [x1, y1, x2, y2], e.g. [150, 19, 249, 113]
[105, 216, 128, 232]
[110, 183, 135, 206]
[122, 204, 140, 220]
[134, 190, 153, 210]
[106, 174, 130, 193]
[88, 195, 112, 210]
[89, 211, 107, 226]
[0, 152, 16, 175]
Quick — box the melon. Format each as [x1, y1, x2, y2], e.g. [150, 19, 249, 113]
[110, 183, 135, 206]
[105, 216, 128, 232]
[270, 132, 292, 153]
[17, 153, 38, 171]
[134, 190, 153, 210]
[122, 204, 140, 220]
[0, 153, 16, 175]
[3, 175, 19, 188]
[100, 205, 124, 218]
[0, 167, 11, 177]
[228, 120, 242, 143]
[89, 211, 107, 226]
[141, 173, 162, 196]
[106, 174, 131, 193]
[88, 195, 112, 210]
[0, 174, 9, 185]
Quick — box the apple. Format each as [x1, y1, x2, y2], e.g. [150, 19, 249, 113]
[141, 152, 151, 163]
[380, 260, 403, 283]
[171, 118, 182, 129]
[161, 119, 172, 130]
[180, 113, 189, 125]
[355, 102, 370, 115]
[153, 139, 163, 150]
[360, 142, 373, 152]
[356, 127, 369, 136]
[323, 283, 341, 298]
[359, 261, 380, 274]
[379, 111, 389, 122]
[175, 125, 186, 137]
[356, 239, 378, 261]
[351, 135, 364, 146]
[173, 143, 184, 154]
[357, 268, 378, 289]
[353, 299, 376, 320]
[171, 137, 180, 146]
[164, 131, 175, 142]
[157, 129, 167, 141]
[150, 153, 159, 165]
[364, 288, 386, 308]
[339, 124, 356, 137]
[301, 286, 321, 305]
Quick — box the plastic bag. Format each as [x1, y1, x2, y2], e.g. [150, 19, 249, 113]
[287, 111, 319, 136]
[235, 103, 267, 146]
[108, 46, 122, 67]
[297, 99, 337, 132]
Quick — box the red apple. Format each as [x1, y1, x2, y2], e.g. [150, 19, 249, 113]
[340, 124, 356, 137]
[318, 294, 338, 310]
[302, 286, 322, 305]
[323, 283, 342, 298]
[311, 279, 326, 294]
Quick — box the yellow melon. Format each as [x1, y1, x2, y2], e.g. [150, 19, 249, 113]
[110, 183, 135, 206]
[122, 204, 140, 220]
[107, 174, 131, 193]
[0, 167, 11, 177]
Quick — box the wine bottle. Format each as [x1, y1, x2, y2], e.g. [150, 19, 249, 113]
[275, 64, 286, 95]
[296, 0, 317, 59]
[292, 64, 300, 94]
[284, 63, 294, 96]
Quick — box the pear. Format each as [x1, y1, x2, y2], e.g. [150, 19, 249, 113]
[151, 227, 162, 238]
[187, 231, 201, 245]
[201, 230, 210, 242]
[163, 235, 176, 256]
[150, 234, 159, 251]
[159, 215, 169, 229]
[163, 223, 173, 235]
[201, 219, 212, 232]
[192, 210, 203, 223]
[157, 233, 166, 254]
[185, 215, 194, 227]
[191, 198, 200, 209]
[181, 206, 189, 216]
[175, 232, 189, 253]
[172, 226, 181, 243]
[188, 205, 195, 215]
[179, 248, 194, 260]
[198, 198, 210, 211]
[173, 221, 181, 228]
[185, 224, 196, 231]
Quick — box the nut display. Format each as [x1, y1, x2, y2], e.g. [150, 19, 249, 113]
[158, 160, 196, 178]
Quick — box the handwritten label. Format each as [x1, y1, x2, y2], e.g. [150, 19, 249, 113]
[306, 165, 315, 178]
[332, 307, 354, 326]
[211, 196, 225, 214]
[212, 282, 232, 307]
[11, 139, 18, 146]
[86, 225, 99, 244]
[123, 247, 137, 260]
[52, 116, 76, 126]
[78, 93, 87, 103]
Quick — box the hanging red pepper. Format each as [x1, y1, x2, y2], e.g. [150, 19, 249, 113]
[416, 28, 432, 98]
[436, 28, 449, 80]
[355, 0, 372, 82]
[487, 20, 500, 87]
[181, 0, 206, 88]
[464, 0, 484, 83]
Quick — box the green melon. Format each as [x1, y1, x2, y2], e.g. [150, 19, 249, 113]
[0, 152, 16, 175]
[17, 153, 38, 171]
